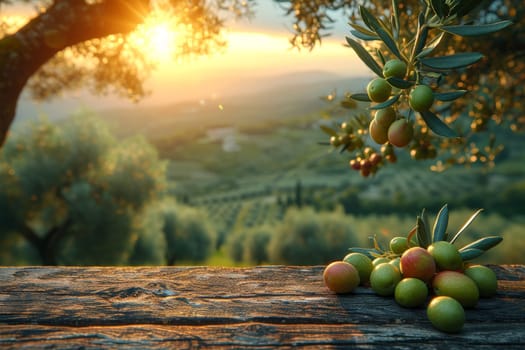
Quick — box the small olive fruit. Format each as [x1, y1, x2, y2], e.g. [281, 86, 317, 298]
[464, 265, 498, 298]
[369, 119, 389, 145]
[383, 59, 407, 79]
[388, 118, 414, 147]
[427, 296, 465, 333]
[374, 107, 396, 128]
[323, 261, 360, 294]
[409, 85, 434, 112]
[367, 78, 392, 103]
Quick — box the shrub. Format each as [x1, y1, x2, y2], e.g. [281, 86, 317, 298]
[159, 200, 216, 265]
[268, 207, 360, 265]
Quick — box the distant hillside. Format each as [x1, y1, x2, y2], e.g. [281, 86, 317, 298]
[97, 72, 371, 138]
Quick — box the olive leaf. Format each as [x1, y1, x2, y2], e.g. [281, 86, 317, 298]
[359, 5, 403, 60]
[376, 49, 386, 65]
[416, 215, 431, 248]
[348, 247, 383, 260]
[350, 30, 380, 41]
[387, 77, 414, 89]
[459, 248, 485, 261]
[412, 13, 429, 59]
[369, 94, 400, 110]
[421, 208, 431, 243]
[441, 20, 513, 37]
[449, 208, 484, 243]
[349, 22, 380, 37]
[415, 32, 445, 59]
[430, 0, 449, 19]
[420, 52, 484, 70]
[434, 90, 468, 101]
[448, 0, 480, 18]
[345, 37, 384, 77]
[350, 93, 372, 102]
[419, 110, 458, 137]
[459, 236, 503, 252]
[432, 204, 449, 242]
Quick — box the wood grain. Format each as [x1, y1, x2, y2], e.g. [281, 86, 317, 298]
[0, 265, 523, 349]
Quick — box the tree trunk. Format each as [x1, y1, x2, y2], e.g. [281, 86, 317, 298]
[0, 0, 151, 146]
[19, 218, 72, 265]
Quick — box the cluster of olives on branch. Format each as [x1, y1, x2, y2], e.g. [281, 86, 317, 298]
[326, 58, 443, 177]
[326, 2, 514, 178]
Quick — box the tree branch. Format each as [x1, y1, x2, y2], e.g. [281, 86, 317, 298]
[0, 0, 151, 146]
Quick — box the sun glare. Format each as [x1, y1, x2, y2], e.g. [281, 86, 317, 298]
[149, 23, 176, 60]
[129, 14, 178, 63]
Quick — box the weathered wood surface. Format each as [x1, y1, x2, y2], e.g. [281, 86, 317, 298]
[0, 265, 523, 349]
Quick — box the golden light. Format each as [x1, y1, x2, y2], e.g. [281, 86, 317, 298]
[0, 15, 29, 35]
[128, 13, 179, 64]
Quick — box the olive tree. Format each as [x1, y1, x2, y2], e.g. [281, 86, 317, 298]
[0, 115, 167, 265]
[0, 0, 255, 146]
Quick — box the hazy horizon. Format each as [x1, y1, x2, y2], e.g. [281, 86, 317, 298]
[5, 2, 370, 125]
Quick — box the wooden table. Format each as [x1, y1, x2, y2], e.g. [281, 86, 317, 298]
[0, 265, 524, 349]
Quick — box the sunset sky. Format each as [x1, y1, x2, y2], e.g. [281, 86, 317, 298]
[5, 2, 370, 122]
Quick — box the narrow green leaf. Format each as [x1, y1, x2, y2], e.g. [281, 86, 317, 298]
[459, 236, 503, 252]
[449, 208, 484, 243]
[360, 6, 403, 59]
[350, 30, 380, 41]
[430, 0, 449, 18]
[420, 52, 484, 70]
[419, 110, 458, 137]
[415, 32, 445, 59]
[349, 22, 379, 37]
[360, 5, 375, 31]
[350, 93, 372, 102]
[441, 20, 513, 37]
[459, 248, 485, 261]
[450, 0, 483, 18]
[345, 37, 384, 77]
[416, 215, 431, 248]
[320, 125, 338, 137]
[434, 90, 468, 102]
[369, 94, 400, 110]
[412, 13, 428, 59]
[348, 247, 383, 260]
[421, 208, 431, 244]
[432, 204, 449, 242]
[387, 77, 414, 89]
[376, 49, 386, 65]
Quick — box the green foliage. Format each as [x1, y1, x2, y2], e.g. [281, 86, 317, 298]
[127, 204, 167, 266]
[481, 221, 525, 264]
[0, 115, 167, 265]
[225, 229, 248, 263]
[225, 225, 273, 264]
[159, 200, 216, 265]
[268, 207, 360, 265]
[319, 0, 521, 177]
